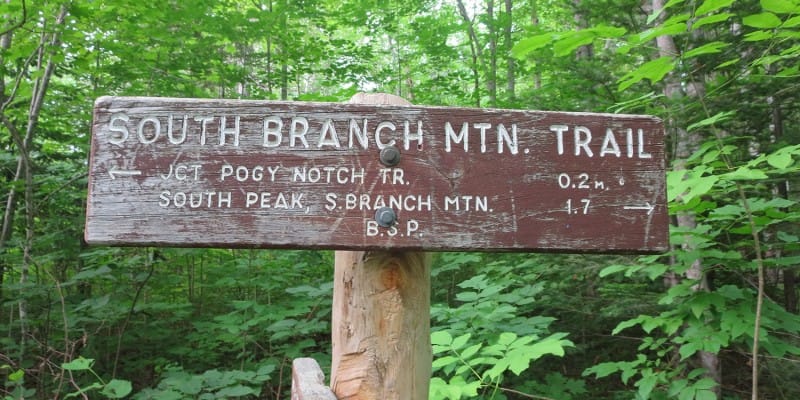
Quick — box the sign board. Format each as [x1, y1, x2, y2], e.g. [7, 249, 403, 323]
[86, 96, 668, 253]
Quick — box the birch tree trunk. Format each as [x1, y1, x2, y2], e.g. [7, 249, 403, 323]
[651, 0, 721, 394]
[0, 2, 69, 363]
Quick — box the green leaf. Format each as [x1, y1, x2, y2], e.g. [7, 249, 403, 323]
[679, 342, 701, 360]
[583, 361, 622, 378]
[431, 331, 453, 346]
[695, 389, 718, 400]
[65, 382, 103, 398]
[696, 0, 735, 15]
[215, 384, 256, 397]
[687, 111, 736, 131]
[636, 370, 658, 399]
[497, 332, 517, 346]
[599, 264, 632, 277]
[432, 356, 459, 369]
[618, 57, 675, 91]
[591, 25, 628, 37]
[767, 151, 793, 169]
[8, 369, 24, 382]
[512, 33, 553, 58]
[62, 357, 94, 371]
[715, 57, 741, 69]
[451, 333, 471, 350]
[693, 12, 734, 29]
[101, 379, 132, 399]
[553, 30, 596, 57]
[638, 20, 688, 44]
[761, 0, 800, 14]
[724, 167, 769, 180]
[528, 336, 570, 358]
[743, 12, 783, 28]
[785, 15, 800, 27]
[744, 30, 775, 41]
[455, 291, 478, 302]
[613, 316, 647, 335]
[484, 357, 510, 379]
[460, 380, 480, 397]
[460, 343, 482, 360]
[683, 41, 729, 58]
[693, 377, 718, 390]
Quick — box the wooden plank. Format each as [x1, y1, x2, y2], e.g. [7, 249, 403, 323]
[291, 358, 338, 400]
[86, 96, 668, 252]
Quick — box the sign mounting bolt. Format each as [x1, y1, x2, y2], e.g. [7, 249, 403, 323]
[375, 207, 397, 228]
[379, 146, 401, 167]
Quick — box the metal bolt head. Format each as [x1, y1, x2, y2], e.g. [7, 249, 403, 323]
[379, 146, 401, 167]
[374, 207, 397, 228]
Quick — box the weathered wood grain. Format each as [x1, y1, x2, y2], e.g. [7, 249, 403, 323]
[86, 95, 668, 252]
[291, 358, 338, 400]
[331, 251, 431, 400]
[330, 93, 431, 400]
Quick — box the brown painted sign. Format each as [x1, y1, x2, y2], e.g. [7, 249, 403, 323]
[86, 96, 668, 252]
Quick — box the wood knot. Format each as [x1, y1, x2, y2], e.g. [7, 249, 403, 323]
[380, 266, 402, 290]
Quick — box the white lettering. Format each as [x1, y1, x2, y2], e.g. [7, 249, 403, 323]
[550, 124, 568, 155]
[325, 193, 337, 211]
[137, 117, 160, 144]
[108, 113, 130, 145]
[318, 119, 340, 148]
[262, 116, 283, 147]
[219, 116, 240, 146]
[445, 121, 468, 152]
[497, 123, 518, 154]
[574, 126, 593, 157]
[349, 119, 369, 149]
[290, 117, 309, 148]
[167, 114, 188, 144]
[267, 165, 280, 182]
[600, 128, 621, 157]
[375, 121, 397, 149]
[403, 121, 423, 151]
[637, 129, 652, 158]
[474, 122, 491, 153]
[406, 220, 419, 236]
[194, 116, 214, 145]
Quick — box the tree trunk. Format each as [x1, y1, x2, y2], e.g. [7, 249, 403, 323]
[504, 0, 515, 101]
[573, 0, 593, 59]
[652, 0, 721, 394]
[530, 0, 541, 89]
[456, 0, 483, 107]
[1, 2, 68, 365]
[487, 0, 497, 107]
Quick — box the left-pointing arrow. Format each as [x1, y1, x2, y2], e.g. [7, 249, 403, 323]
[109, 166, 142, 180]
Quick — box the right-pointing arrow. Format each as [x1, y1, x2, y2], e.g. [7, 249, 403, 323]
[624, 202, 655, 215]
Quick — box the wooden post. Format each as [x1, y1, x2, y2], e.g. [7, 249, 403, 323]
[292, 358, 338, 400]
[331, 93, 432, 400]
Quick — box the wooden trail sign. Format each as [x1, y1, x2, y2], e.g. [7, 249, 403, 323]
[86, 96, 668, 252]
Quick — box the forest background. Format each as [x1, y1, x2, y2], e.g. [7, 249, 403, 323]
[2, 0, 800, 399]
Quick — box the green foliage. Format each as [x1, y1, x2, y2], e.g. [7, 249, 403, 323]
[430, 255, 578, 399]
[132, 364, 274, 400]
[60, 357, 133, 399]
[2, 0, 800, 399]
